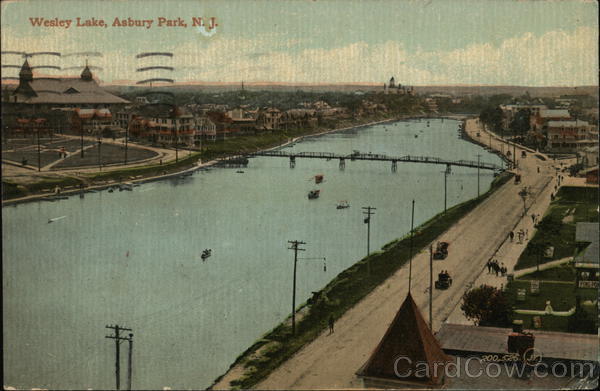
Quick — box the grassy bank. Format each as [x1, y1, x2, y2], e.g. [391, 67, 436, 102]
[212, 171, 513, 390]
[515, 186, 598, 270]
[2, 176, 85, 200]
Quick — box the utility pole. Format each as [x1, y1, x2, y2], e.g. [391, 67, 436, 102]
[429, 243, 433, 330]
[287, 240, 305, 335]
[476, 154, 481, 197]
[37, 124, 41, 172]
[105, 324, 132, 390]
[98, 137, 102, 171]
[127, 333, 133, 391]
[408, 200, 415, 293]
[124, 119, 129, 165]
[362, 206, 376, 276]
[443, 165, 451, 213]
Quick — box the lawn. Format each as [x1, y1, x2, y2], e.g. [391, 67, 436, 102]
[505, 280, 597, 333]
[517, 263, 576, 282]
[515, 186, 599, 270]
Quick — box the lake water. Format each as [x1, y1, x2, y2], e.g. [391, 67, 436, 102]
[2, 118, 502, 389]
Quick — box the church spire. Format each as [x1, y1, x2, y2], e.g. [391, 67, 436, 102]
[19, 59, 33, 82]
[81, 60, 93, 81]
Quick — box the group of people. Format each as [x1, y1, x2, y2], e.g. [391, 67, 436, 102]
[509, 229, 528, 244]
[486, 259, 507, 276]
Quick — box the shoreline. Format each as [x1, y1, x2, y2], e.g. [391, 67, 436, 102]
[2, 114, 460, 207]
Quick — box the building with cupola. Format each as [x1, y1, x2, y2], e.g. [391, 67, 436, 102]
[8, 59, 129, 111]
[382, 76, 414, 95]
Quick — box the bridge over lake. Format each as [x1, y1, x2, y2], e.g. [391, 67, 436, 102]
[250, 150, 504, 172]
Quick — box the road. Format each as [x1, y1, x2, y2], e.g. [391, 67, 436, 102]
[231, 119, 558, 389]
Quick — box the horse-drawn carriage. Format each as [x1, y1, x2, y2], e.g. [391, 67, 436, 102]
[433, 241, 450, 260]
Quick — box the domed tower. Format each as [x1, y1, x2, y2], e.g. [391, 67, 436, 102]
[15, 59, 35, 96]
[388, 76, 395, 88]
[81, 62, 93, 81]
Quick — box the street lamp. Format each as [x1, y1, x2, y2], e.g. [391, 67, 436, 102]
[97, 135, 102, 171]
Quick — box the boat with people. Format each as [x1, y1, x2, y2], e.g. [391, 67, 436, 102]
[308, 190, 320, 199]
[201, 249, 212, 261]
[336, 200, 350, 209]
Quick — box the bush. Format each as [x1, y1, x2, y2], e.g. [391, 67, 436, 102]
[461, 284, 511, 327]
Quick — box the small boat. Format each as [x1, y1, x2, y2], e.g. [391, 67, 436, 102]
[315, 174, 324, 184]
[48, 216, 66, 223]
[414, 134, 418, 138]
[108, 188, 114, 193]
[201, 249, 212, 261]
[336, 201, 350, 209]
[308, 189, 320, 199]
[236, 170, 245, 173]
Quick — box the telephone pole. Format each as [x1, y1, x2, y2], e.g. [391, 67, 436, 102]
[443, 164, 451, 213]
[105, 324, 133, 390]
[408, 200, 415, 293]
[476, 154, 481, 197]
[287, 240, 306, 335]
[127, 333, 133, 391]
[429, 243, 433, 330]
[362, 206, 376, 276]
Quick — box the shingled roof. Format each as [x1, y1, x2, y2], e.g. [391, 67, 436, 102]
[12, 60, 129, 105]
[357, 293, 451, 386]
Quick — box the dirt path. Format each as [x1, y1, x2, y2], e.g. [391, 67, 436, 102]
[219, 118, 556, 390]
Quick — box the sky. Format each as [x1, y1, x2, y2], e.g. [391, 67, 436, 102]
[1, 0, 598, 86]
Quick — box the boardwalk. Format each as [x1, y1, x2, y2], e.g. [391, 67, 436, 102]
[250, 150, 503, 171]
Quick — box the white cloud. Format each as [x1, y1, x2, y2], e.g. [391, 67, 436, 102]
[2, 25, 597, 85]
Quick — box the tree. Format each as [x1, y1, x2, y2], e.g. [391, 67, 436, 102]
[479, 106, 503, 133]
[509, 109, 531, 137]
[461, 284, 511, 327]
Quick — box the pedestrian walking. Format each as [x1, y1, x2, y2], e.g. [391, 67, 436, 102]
[493, 262, 500, 276]
[509, 231, 514, 242]
[537, 167, 540, 173]
[486, 260, 492, 273]
[525, 229, 529, 240]
[328, 314, 335, 334]
[531, 213, 536, 224]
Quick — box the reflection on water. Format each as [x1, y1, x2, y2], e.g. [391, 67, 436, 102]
[2, 119, 501, 389]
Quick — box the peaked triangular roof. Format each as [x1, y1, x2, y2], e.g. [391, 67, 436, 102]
[357, 293, 451, 385]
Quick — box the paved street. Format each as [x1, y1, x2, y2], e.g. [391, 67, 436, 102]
[216, 119, 559, 389]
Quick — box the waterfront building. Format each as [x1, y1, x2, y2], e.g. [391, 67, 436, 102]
[9, 60, 129, 111]
[546, 120, 598, 153]
[256, 107, 284, 131]
[71, 108, 113, 136]
[499, 104, 547, 129]
[195, 115, 218, 142]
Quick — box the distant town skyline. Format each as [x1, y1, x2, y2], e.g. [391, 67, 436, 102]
[1, 0, 598, 86]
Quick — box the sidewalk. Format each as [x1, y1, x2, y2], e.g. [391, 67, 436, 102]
[445, 119, 559, 326]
